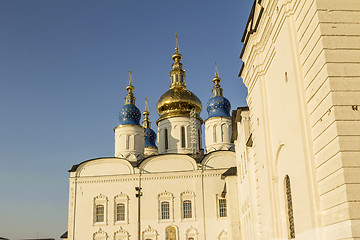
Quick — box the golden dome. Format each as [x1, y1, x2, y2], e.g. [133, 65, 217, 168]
[156, 87, 202, 122]
[156, 34, 202, 123]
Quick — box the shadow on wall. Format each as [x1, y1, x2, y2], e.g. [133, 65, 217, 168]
[158, 118, 181, 153]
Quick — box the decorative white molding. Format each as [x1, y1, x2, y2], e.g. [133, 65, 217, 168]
[114, 226, 129, 240]
[158, 191, 174, 198]
[115, 192, 129, 201]
[142, 225, 158, 240]
[93, 228, 108, 240]
[186, 226, 198, 240]
[181, 190, 195, 197]
[94, 194, 107, 201]
[75, 173, 223, 184]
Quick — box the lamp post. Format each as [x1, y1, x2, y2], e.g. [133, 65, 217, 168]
[135, 186, 143, 240]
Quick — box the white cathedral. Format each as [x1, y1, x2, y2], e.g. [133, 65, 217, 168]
[64, 42, 239, 240]
[63, 0, 360, 239]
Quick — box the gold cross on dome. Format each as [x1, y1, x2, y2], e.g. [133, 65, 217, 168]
[129, 68, 132, 85]
[215, 61, 219, 77]
[175, 32, 179, 51]
[145, 97, 148, 111]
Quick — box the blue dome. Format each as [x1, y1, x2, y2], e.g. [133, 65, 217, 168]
[119, 104, 141, 125]
[144, 128, 157, 148]
[206, 96, 231, 118]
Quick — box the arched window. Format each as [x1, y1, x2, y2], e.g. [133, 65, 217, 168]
[183, 200, 192, 219]
[165, 129, 168, 150]
[116, 203, 125, 221]
[95, 204, 104, 222]
[126, 135, 130, 150]
[213, 125, 217, 143]
[285, 175, 295, 239]
[221, 124, 225, 142]
[181, 126, 186, 148]
[161, 201, 170, 220]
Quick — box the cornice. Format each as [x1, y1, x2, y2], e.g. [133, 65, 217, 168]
[71, 172, 223, 184]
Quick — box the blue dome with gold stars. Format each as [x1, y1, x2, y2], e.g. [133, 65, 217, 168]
[119, 70, 141, 125]
[206, 66, 231, 119]
[144, 128, 157, 147]
[206, 96, 231, 118]
[119, 104, 141, 125]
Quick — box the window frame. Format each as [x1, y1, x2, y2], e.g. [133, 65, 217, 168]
[183, 200, 192, 219]
[158, 191, 174, 222]
[93, 194, 108, 226]
[114, 193, 129, 224]
[180, 190, 196, 221]
[95, 204, 105, 222]
[218, 197, 227, 218]
[116, 203, 125, 221]
[161, 201, 170, 220]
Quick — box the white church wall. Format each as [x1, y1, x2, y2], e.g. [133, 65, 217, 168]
[140, 155, 197, 173]
[239, 0, 360, 238]
[234, 109, 258, 240]
[239, 0, 324, 238]
[224, 175, 240, 240]
[77, 158, 134, 177]
[202, 151, 236, 170]
[67, 158, 237, 240]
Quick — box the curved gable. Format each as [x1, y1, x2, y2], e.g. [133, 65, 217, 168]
[75, 158, 134, 177]
[202, 151, 236, 170]
[140, 154, 197, 173]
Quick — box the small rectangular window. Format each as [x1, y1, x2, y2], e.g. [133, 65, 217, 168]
[161, 201, 170, 220]
[165, 129, 168, 150]
[116, 203, 125, 221]
[183, 200, 192, 219]
[181, 126, 186, 148]
[219, 198, 227, 217]
[95, 204, 104, 222]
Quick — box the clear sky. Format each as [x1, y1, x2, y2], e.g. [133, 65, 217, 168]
[0, 1, 252, 239]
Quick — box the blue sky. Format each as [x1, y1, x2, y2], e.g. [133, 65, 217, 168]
[0, 1, 252, 239]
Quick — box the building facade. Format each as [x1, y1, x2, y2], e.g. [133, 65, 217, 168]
[65, 45, 238, 240]
[234, 0, 360, 239]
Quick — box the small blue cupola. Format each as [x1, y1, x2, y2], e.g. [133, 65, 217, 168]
[206, 63, 231, 119]
[142, 97, 157, 148]
[119, 70, 141, 125]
